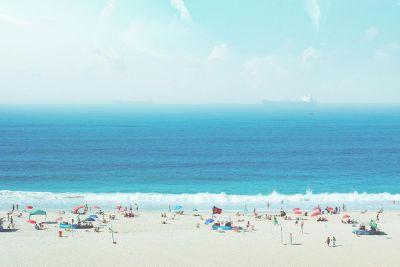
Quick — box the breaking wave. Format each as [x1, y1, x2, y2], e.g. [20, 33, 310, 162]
[1, 190, 400, 210]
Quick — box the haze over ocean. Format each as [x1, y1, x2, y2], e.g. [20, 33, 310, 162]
[1, 105, 400, 210]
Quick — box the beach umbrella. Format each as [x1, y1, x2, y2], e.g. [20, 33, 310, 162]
[326, 207, 334, 211]
[342, 214, 350, 218]
[293, 208, 300, 211]
[174, 205, 183, 211]
[27, 220, 36, 224]
[85, 217, 96, 221]
[294, 211, 302, 215]
[72, 206, 85, 212]
[313, 207, 320, 211]
[25, 205, 33, 210]
[204, 219, 214, 225]
[92, 205, 101, 210]
[29, 210, 47, 220]
[311, 212, 321, 217]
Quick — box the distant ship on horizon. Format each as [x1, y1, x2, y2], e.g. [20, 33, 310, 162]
[262, 94, 317, 106]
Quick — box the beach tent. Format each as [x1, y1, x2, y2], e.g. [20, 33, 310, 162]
[29, 210, 47, 220]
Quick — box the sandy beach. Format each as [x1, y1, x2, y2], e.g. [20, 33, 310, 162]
[1, 208, 399, 267]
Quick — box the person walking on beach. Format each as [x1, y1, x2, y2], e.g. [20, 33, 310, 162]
[300, 221, 304, 234]
[332, 236, 336, 247]
[16, 204, 19, 211]
[289, 233, 293, 245]
[376, 213, 380, 221]
[326, 237, 330, 247]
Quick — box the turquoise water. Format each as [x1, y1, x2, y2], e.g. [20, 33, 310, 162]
[1, 105, 400, 210]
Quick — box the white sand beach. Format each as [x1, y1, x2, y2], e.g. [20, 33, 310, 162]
[1, 208, 399, 267]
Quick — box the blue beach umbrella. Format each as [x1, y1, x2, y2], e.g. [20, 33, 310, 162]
[204, 219, 214, 225]
[85, 217, 96, 222]
[89, 214, 98, 218]
[174, 205, 183, 211]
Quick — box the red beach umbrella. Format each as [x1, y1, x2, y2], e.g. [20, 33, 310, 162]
[313, 207, 320, 211]
[326, 207, 334, 211]
[27, 220, 36, 224]
[72, 205, 84, 211]
[25, 205, 33, 210]
[293, 208, 300, 211]
[342, 214, 350, 218]
[311, 212, 321, 217]
[294, 211, 302, 215]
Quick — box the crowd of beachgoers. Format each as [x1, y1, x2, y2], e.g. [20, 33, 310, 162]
[0, 201, 388, 242]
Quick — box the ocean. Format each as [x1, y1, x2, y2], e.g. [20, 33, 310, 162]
[1, 104, 400, 211]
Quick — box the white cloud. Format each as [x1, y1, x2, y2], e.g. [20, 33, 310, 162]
[208, 43, 229, 61]
[372, 43, 400, 61]
[0, 14, 31, 27]
[170, 0, 191, 22]
[366, 26, 379, 40]
[301, 47, 319, 63]
[305, 0, 320, 30]
[99, 0, 116, 24]
[304, 0, 332, 31]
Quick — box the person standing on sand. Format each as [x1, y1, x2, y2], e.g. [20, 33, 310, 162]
[332, 236, 336, 247]
[300, 221, 304, 234]
[289, 233, 292, 245]
[376, 213, 380, 221]
[326, 237, 330, 247]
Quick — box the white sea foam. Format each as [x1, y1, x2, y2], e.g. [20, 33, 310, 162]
[1, 190, 400, 210]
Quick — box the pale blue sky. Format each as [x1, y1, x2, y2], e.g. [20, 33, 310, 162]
[0, 0, 399, 104]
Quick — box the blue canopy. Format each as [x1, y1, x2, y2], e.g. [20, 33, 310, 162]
[85, 217, 95, 221]
[89, 214, 98, 218]
[204, 219, 214, 225]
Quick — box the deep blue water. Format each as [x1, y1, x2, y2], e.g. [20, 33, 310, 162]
[1, 104, 399, 199]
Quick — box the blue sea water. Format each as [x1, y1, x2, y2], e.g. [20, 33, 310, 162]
[1, 104, 400, 210]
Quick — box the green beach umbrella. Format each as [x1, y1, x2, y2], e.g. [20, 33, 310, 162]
[29, 210, 47, 220]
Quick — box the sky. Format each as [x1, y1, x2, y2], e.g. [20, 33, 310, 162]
[0, 0, 399, 104]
